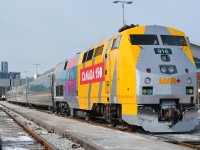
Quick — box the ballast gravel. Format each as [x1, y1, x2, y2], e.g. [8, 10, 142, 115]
[2, 107, 84, 150]
[0, 109, 44, 150]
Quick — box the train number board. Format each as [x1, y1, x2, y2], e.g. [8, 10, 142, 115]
[154, 48, 172, 54]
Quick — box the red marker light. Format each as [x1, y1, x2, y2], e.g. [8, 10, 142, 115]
[185, 68, 189, 73]
[146, 68, 151, 73]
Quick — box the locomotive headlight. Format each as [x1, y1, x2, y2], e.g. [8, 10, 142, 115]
[187, 77, 192, 84]
[161, 55, 170, 62]
[142, 87, 153, 95]
[160, 65, 177, 74]
[186, 86, 193, 95]
[168, 66, 176, 74]
[160, 66, 167, 73]
[144, 77, 151, 84]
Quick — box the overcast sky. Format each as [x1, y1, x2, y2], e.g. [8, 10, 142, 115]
[0, 0, 199, 78]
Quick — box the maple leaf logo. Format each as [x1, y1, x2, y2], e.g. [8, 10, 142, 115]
[177, 78, 181, 83]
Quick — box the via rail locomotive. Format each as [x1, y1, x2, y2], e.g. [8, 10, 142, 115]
[7, 25, 199, 132]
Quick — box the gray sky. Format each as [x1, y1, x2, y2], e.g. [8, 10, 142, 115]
[0, 0, 199, 78]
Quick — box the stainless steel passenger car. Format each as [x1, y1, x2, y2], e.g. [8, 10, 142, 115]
[6, 89, 17, 103]
[16, 84, 28, 104]
[27, 73, 54, 108]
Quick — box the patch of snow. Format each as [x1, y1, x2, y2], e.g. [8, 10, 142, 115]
[1, 136, 34, 142]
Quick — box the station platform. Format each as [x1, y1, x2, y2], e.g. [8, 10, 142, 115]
[0, 102, 192, 150]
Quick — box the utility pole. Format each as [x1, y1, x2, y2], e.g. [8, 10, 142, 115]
[24, 71, 29, 84]
[33, 64, 40, 77]
[113, 1, 133, 26]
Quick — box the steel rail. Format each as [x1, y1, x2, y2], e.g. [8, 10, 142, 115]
[169, 141, 200, 150]
[152, 135, 200, 150]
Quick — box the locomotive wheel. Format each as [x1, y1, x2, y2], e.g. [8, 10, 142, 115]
[85, 115, 90, 122]
[110, 119, 117, 127]
[84, 112, 90, 122]
[127, 124, 135, 132]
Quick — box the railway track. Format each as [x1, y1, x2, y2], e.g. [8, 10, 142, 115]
[2, 102, 200, 150]
[0, 104, 84, 150]
[0, 106, 45, 149]
[0, 105, 56, 150]
[151, 134, 200, 150]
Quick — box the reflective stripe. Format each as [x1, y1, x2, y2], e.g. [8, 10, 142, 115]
[110, 51, 118, 104]
[98, 39, 112, 103]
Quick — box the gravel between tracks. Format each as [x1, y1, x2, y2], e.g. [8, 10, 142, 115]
[2, 106, 84, 150]
[0, 108, 44, 149]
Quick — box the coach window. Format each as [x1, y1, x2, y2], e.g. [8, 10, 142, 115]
[33, 85, 35, 93]
[60, 85, 63, 96]
[111, 35, 121, 50]
[86, 49, 94, 61]
[64, 61, 68, 70]
[94, 45, 104, 58]
[82, 52, 88, 63]
[56, 86, 59, 96]
[66, 70, 70, 81]
[70, 67, 77, 80]
[41, 85, 44, 93]
[66, 69, 70, 81]
[56, 85, 63, 96]
[38, 84, 41, 93]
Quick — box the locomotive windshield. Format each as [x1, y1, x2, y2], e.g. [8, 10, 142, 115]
[130, 34, 159, 45]
[161, 35, 187, 46]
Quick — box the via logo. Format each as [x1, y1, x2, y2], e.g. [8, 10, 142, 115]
[159, 78, 181, 84]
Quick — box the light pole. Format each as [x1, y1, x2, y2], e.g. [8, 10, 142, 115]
[113, 1, 133, 26]
[33, 64, 40, 77]
[9, 73, 12, 90]
[24, 71, 29, 84]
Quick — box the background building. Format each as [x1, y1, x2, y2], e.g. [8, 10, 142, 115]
[1, 61, 8, 73]
[190, 42, 200, 69]
[190, 42, 200, 105]
[0, 61, 32, 98]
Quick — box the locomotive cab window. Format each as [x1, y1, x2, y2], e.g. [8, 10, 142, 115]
[94, 45, 104, 57]
[161, 35, 187, 46]
[64, 61, 68, 70]
[82, 49, 94, 63]
[111, 35, 121, 50]
[86, 49, 94, 61]
[82, 52, 88, 63]
[130, 34, 159, 45]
